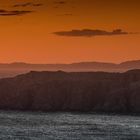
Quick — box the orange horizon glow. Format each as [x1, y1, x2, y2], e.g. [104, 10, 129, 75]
[0, 0, 140, 63]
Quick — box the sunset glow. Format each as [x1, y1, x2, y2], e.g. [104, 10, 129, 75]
[0, 0, 140, 63]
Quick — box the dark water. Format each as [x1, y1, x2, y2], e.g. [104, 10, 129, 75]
[0, 111, 140, 140]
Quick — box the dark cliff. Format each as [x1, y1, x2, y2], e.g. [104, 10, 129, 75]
[0, 70, 140, 113]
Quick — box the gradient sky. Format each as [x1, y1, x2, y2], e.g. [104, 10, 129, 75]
[0, 0, 140, 63]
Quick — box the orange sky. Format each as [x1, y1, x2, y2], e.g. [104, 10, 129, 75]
[0, 0, 140, 63]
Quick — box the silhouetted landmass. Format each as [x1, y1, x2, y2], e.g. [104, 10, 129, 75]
[0, 60, 140, 78]
[0, 70, 140, 113]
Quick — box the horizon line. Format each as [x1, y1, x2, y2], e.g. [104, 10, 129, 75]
[0, 59, 140, 65]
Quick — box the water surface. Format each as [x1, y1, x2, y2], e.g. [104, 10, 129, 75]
[0, 111, 140, 140]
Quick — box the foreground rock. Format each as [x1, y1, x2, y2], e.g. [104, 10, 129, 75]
[0, 70, 140, 113]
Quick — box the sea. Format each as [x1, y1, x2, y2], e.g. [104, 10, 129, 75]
[0, 111, 140, 140]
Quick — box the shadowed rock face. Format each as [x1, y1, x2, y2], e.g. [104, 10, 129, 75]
[0, 70, 140, 113]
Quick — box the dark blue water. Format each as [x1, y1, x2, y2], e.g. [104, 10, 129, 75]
[0, 111, 140, 140]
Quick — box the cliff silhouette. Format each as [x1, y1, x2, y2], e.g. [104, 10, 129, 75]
[0, 70, 140, 113]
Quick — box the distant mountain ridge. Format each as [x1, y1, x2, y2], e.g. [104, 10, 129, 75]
[0, 60, 140, 78]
